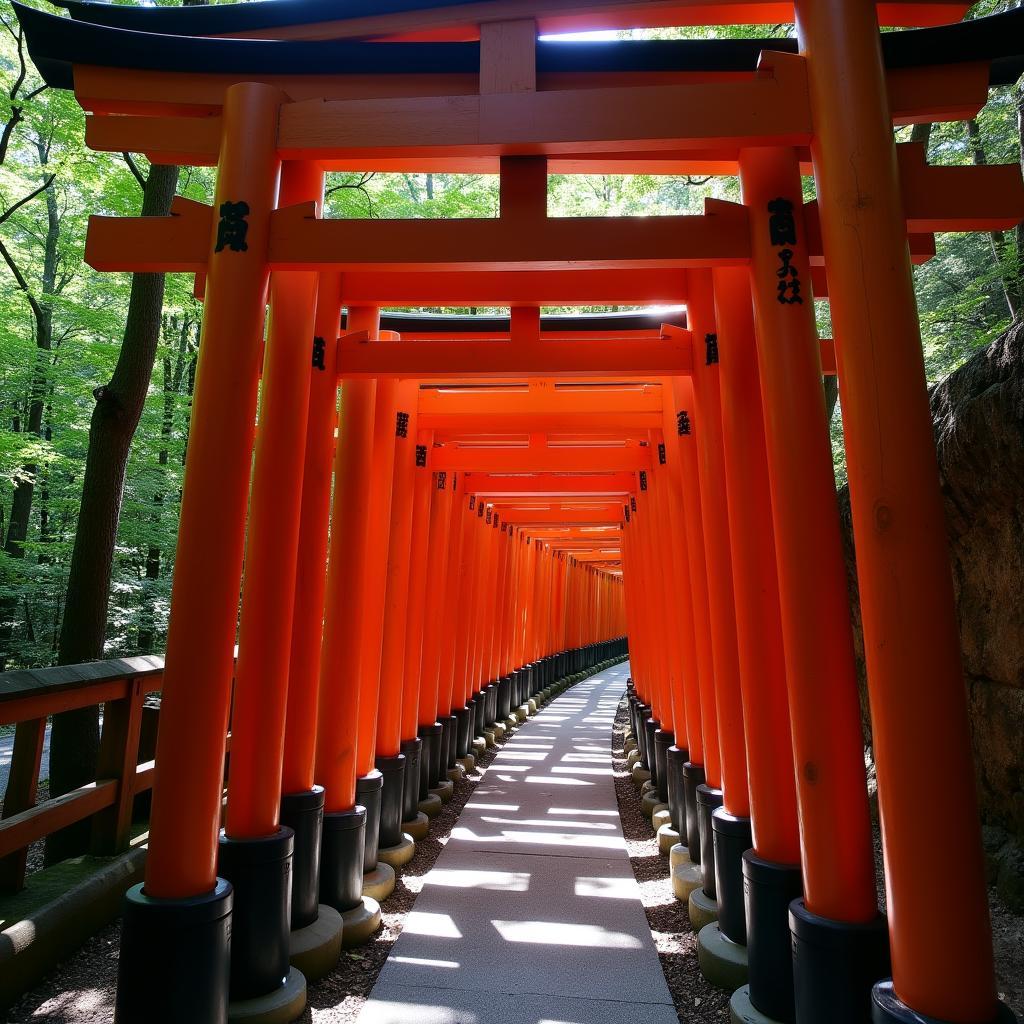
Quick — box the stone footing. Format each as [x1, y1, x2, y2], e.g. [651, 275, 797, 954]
[689, 886, 719, 931]
[730, 984, 787, 1024]
[378, 834, 415, 869]
[341, 896, 381, 948]
[289, 905, 343, 981]
[403, 812, 430, 840]
[697, 922, 749, 991]
[669, 842, 691, 868]
[657, 823, 681, 855]
[672, 860, 703, 903]
[227, 967, 306, 1024]
[362, 862, 396, 903]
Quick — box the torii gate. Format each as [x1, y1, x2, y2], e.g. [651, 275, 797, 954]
[14, 1, 1024, 1023]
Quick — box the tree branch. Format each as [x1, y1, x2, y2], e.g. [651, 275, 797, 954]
[0, 174, 55, 226]
[122, 152, 147, 190]
[0, 235, 45, 326]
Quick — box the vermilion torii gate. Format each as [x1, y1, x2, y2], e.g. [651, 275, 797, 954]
[14, 0, 1024, 1022]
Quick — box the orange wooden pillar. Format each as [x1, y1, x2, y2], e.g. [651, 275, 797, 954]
[281, 274, 342, 796]
[375, 379, 418, 855]
[353, 368, 399, 858]
[314, 306, 379, 916]
[116, 82, 284, 1024]
[219, 159, 322, 1002]
[400, 429, 435, 819]
[437, 475, 468, 774]
[796, 5, 1005, 1020]
[657, 389, 707, 847]
[668, 375, 722, 861]
[713, 264, 803, 1017]
[739, 144, 883, 1021]
[450, 493, 479, 762]
[416, 467, 454, 791]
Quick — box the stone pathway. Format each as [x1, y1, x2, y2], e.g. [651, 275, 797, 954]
[357, 662, 677, 1024]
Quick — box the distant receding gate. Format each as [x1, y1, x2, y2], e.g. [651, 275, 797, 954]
[13, 1, 1024, 1022]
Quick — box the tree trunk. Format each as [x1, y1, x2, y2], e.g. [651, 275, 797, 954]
[45, 162, 179, 865]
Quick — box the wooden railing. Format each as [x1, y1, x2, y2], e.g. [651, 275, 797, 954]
[0, 656, 165, 894]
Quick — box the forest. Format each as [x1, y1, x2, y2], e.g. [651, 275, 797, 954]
[0, 3, 1020, 749]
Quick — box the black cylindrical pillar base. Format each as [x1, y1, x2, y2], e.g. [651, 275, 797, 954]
[871, 981, 1019, 1024]
[682, 761, 706, 861]
[635, 704, 651, 767]
[400, 739, 421, 822]
[654, 729, 673, 803]
[711, 808, 751, 945]
[644, 718, 660, 787]
[486, 682, 498, 724]
[217, 828, 293, 1001]
[455, 705, 472, 758]
[790, 899, 890, 1024]
[420, 722, 443, 791]
[499, 676, 512, 720]
[474, 693, 486, 736]
[443, 714, 458, 768]
[115, 879, 232, 1024]
[666, 746, 689, 838]
[375, 753, 406, 850]
[743, 852, 802, 1023]
[280, 786, 325, 931]
[696, 784, 724, 896]
[355, 770, 383, 870]
[319, 806, 366, 912]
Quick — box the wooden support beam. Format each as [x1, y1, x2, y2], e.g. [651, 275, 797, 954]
[418, 384, 662, 418]
[336, 332, 693, 378]
[465, 472, 635, 494]
[433, 445, 651, 472]
[277, 54, 811, 160]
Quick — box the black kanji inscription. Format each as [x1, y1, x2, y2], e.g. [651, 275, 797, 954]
[775, 248, 804, 304]
[436, 471, 447, 490]
[767, 197, 797, 247]
[639, 471, 648, 492]
[312, 336, 326, 371]
[658, 443, 666, 465]
[631, 496, 637, 512]
[395, 411, 410, 438]
[214, 200, 250, 253]
[415, 444, 427, 467]
[705, 333, 720, 366]
[677, 410, 692, 436]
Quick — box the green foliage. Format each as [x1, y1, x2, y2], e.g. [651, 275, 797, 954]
[0, 0, 1019, 665]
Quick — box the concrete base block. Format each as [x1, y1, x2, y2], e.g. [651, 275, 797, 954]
[491, 722, 507, 742]
[378, 834, 415, 869]
[657, 824, 681, 856]
[289, 905, 343, 981]
[362, 861, 396, 903]
[403, 811, 430, 840]
[640, 790, 663, 819]
[697, 923, 749, 992]
[730, 985, 787, 1024]
[419, 794, 443, 819]
[446, 766, 463, 783]
[672, 860, 703, 903]
[669, 842, 691, 868]
[505, 715, 519, 730]
[430, 781, 454, 803]
[527, 699, 538, 715]
[626, 749, 642, 768]
[640, 779, 656, 796]
[624, 738, 637, 755]
[652, 807, 672, 833]
[458, 755, 476, 774]
[483, 729, 497, 747]
[471, 737, 487, 757]
[516, 706, 529, 723]
[631, 765, 652, 788]
[227, 966, 306, 1024]
[688, 887, 719, 932]
[341, 896, 382, 948]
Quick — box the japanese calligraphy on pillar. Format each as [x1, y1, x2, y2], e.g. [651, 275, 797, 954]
[415, 444, 428, 467]
[677, 410, 692, 436]
[630, 496, 637, 512]
[214, 200, 250, 253]
[639, 471, 648, 492]
[658, 443, 667, 465]
[767, 197, 804, 305]
[311, 336, 326, 371]
[436, 471, 447, 490]
[705, 333, 719, 365]
[395, 411, 410, 438]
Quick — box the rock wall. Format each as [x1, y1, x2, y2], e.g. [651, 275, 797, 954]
[840, 321, 1024, 903]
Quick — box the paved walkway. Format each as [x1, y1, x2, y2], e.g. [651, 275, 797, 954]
[357, 662, 676, 1024]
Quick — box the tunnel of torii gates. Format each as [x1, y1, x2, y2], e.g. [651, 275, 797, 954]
[14, 0, 1024, 1021]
